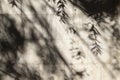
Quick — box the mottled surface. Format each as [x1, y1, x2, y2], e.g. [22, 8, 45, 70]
[0, 0, 120, 80]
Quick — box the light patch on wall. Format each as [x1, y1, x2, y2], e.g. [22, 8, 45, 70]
[19, 42, 41, 66]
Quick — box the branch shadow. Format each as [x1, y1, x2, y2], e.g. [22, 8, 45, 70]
[0, 0, 72, 80]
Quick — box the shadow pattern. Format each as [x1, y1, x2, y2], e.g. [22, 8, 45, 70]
[0, 0, 120, 80]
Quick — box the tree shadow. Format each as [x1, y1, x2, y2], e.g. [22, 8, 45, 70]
[69, 0, 120, 19]
[0, 0, 120, 80]
[69, 0, 120, 79]
[0, 1, 72, 80]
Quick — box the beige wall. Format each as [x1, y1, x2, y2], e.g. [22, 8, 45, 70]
[0, 0, 120, 80]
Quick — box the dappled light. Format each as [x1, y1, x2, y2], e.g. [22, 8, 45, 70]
[0, 0, 120, 80]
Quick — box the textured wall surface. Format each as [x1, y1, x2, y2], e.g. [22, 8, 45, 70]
[0, 0, 120, 80]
